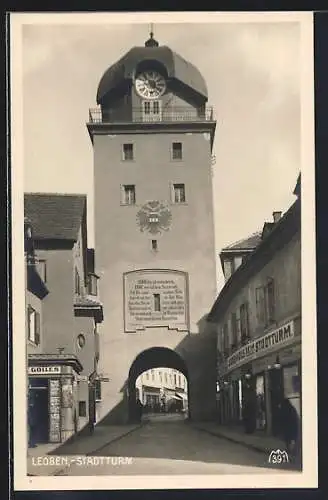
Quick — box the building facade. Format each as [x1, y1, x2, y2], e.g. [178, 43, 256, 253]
[209, 178, 301, 437]
[136, 367, 188, 413]
[87, 32, 218, 424]
[25, 194, 103, 445]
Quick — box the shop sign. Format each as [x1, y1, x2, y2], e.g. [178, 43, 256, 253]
[28, 365, 61, 375]
[227, 320, 295, 372]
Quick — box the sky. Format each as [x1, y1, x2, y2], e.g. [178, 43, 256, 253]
[21, 16, 303, 291]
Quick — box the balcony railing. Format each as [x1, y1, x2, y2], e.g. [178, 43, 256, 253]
[88, 106, 215, 124]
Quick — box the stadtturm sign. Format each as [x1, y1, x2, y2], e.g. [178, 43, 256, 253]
[226, 320, 295, 372]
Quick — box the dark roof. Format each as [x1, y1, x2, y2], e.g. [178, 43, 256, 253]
[24, 193, 86, 241]
[97, 45, 208, 104]
[209, 197, 300, 322]
[221, 232, 262, 253]
[294, 173, 301, 197]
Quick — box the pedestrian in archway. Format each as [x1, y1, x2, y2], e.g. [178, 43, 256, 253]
[278, 398, 300, 460]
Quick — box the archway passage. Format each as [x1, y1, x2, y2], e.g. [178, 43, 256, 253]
[128, 347, 189, 423]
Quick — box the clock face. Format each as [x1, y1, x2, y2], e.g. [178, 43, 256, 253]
[135, 71, 166, 99]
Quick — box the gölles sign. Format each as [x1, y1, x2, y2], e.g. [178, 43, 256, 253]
[28, 365, 61, 375]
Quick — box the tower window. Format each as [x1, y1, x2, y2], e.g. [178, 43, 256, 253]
[151, 240, 158, 251]
[122, 143, 134, 161]
[142, 101, 162, 122]
[153, 293, 161, 312]
[173, 183, 186, 203]
[172, 142, 183, 160]
[121, 185, 136, 205]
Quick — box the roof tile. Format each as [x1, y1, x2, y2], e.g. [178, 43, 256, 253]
[24, 193, 86, 241]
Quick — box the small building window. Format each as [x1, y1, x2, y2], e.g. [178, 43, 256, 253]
[240, 302, 250, 342]
[172, 142, 183, 160]
[265, 278, 275, 325]
[154, 293, 161, 312]
[77, 334, 86, 349]
[151, 240, 158, 251]
[121, 185, 136, 205]
[87, 273, 98, 296]
[231, 312, 238, 348]
[122, 143, 134, 161]
[173, 183, 186, 203]
[223, 323, 229, 356]
[27, 306, 40, 345]
[79, 401, 87, 417]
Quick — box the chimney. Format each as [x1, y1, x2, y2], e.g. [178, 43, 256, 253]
[273, 211, 282, 223]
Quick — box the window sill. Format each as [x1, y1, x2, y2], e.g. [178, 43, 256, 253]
[120, 203, 137, 207]
[170, 202, 188, 206]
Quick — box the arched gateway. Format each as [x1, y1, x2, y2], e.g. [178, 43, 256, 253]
[128, 347, 189, 422]
[88, 32, 218, 425]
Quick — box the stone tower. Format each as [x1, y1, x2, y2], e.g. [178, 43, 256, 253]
[87, 32, 218, 424]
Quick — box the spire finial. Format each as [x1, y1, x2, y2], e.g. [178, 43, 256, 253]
[145, 23, 159, 47]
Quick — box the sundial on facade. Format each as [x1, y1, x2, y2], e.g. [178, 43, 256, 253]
[136, 200, 172, 235]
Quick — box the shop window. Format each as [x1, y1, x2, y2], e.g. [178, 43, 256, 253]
[27, 306, 40, 345]
[283, 363, 301, 417]
[79, 401, 87, 417]
[255, 374, 266, 430]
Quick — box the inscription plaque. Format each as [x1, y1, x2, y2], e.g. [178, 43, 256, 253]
[124, 270, 189, 332]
